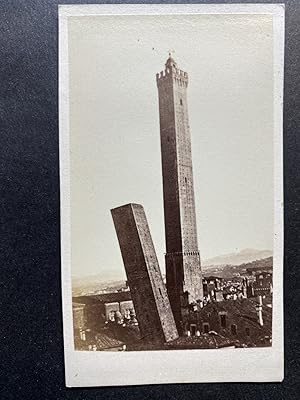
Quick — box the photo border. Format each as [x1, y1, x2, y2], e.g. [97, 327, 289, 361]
[59, 3, 284, 387]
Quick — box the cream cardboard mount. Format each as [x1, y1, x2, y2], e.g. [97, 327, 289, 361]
[59, 4, 284, 387]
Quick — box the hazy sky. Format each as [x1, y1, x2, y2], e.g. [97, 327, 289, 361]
[68, 14, 273, 280]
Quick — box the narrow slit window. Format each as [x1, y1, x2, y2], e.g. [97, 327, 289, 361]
[220, 314, 227, 328]
[190, 324, 196, 336]
[203, 322, 210, 334]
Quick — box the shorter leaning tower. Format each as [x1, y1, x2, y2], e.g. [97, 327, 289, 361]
[111, 203, 179, 345]
[156, 55, 203, 330]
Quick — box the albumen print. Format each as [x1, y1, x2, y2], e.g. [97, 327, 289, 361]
[59, 4, 284, 386]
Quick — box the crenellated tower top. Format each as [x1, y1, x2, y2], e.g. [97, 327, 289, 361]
[156, 54, 188, 87]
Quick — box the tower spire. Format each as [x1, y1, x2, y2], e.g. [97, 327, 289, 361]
[165, 50, 177, 69]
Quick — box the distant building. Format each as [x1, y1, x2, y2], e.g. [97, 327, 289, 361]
[186, 297, 272, 347]
[72, 291, 144, 351]
[72, 291, 135, 348]
[203, 276, 224, 301]
[253, 272, 272, 296]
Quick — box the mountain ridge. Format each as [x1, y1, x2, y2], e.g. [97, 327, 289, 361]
[72, 248, 273, 290]
[202, 248, 272, 267]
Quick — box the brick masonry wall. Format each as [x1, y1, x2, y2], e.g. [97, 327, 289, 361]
[187, 301, 272, 346]
[72, 304, 86, 331]
[111, 203, 178, 344]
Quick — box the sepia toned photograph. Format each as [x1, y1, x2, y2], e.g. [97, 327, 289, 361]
[59, 4, 284, 386]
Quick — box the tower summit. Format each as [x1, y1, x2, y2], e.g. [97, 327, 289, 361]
[156, 55, 203, 330]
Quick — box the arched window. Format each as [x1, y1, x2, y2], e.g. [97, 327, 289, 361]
[180, 99, 183, 105]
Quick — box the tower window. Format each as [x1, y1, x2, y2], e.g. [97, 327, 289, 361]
[180, 99, 183, 105]
[203, 322, 210, 334]
[246, 327, 250, 337]
[231, 324, 237, 336]
[220, 314, 227, 328]
[190, 324, 196, 336]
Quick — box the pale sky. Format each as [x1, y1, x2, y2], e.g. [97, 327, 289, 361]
[68, 14, 274, 280]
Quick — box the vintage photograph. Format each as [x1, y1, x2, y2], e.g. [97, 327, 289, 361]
[60, 4, 284, 386]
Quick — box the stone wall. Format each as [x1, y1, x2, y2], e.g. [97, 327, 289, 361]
[111, 203, 178, 344]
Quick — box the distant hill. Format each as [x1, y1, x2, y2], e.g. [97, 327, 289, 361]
[72, 275, 126, 296]
[202, 248, 272, 267]
[238, 256, 273, 271]
[202, 256, 273, 279]
[72, 249, 273, 294]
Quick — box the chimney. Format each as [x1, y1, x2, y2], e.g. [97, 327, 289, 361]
[255, 295, 264, 326]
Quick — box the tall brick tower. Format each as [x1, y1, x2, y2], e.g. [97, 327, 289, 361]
[156, 55, 203, 330]
[111, 203, 178, 345]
